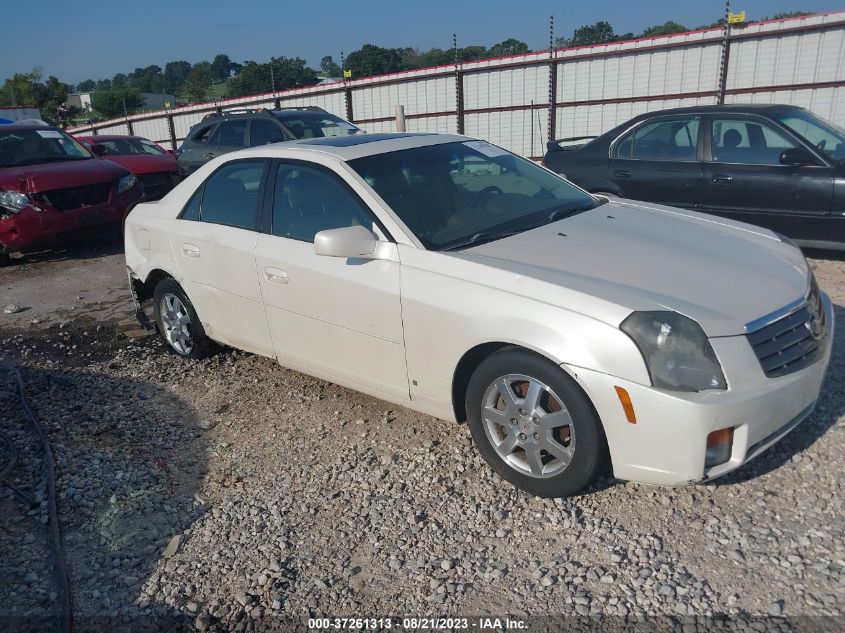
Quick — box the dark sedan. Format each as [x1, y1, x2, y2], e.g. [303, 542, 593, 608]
[542, 105, 845, 250]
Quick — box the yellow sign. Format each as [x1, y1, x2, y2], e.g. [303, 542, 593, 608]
[343, 69, 352, 78]
[728, 11, 746, 24]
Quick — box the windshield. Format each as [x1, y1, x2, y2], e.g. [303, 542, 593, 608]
[274, 112, 361, 138]
[349, 140, 599, 250]
[92, 138, 166, 156]
[779, 110, 845, 162]
[0, 128, 91, 167]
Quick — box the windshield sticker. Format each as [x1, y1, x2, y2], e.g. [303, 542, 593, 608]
[36, 130, 63, 139]
[464, 140, 509, 158]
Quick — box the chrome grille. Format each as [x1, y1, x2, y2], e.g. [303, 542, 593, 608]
[746, 280, 825, 378]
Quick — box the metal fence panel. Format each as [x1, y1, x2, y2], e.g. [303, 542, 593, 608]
[68, 11, 845, 157]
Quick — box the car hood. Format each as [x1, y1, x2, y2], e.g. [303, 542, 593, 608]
[101, 154, 178, 175]
[0, 158, 129, 193]
[460, 199, 810, 337]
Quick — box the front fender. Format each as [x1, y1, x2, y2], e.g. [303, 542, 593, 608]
[398, 246, 649, 419]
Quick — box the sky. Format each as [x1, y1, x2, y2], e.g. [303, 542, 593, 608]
[4, 0, 843, 85]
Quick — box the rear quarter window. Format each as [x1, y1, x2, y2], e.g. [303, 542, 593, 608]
[191, 125, 215, 143]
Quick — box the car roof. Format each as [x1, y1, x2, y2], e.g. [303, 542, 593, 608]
[0, 124, 61, 132]
[631, 103, 803, 119]
[78, 134, 147, 141]
[236, 132, 471, 161]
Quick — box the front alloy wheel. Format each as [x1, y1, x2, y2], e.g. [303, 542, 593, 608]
[466, 348, 608, 497]
[481, 374, 576, 478]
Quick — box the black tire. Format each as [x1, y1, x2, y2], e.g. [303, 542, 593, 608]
[466, 347, 608, 498]
[152, 278, 213, 359]
[0, 249, 9, 268]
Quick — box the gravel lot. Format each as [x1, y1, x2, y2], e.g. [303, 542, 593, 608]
[0, 243, 843, 631]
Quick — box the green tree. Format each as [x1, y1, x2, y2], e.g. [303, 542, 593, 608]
[164, 61, 192, 93]
[345, 44, 404, 77]
[76, 79, 96, 92]
[488, 38, 530, 57]
[128, 65, 164, 93]
[91, 85, 144, 118]
[568, 21, 618, 46]
[227, 57, 317, 97]
[320, 55, 342, 77]
[769, 11, 812, 19]
[0, 69, 70, 124]
[181, 63, 213, 102]
[640, 21, 688, 38]
[210, 54, 234, 82]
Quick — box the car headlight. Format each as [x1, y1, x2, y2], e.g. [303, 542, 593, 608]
[0, 191, 34, 213]
[621, 311, 727, 392]
[117, 174, 138, 195]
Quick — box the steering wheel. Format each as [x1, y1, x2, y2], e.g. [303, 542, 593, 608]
[469, 186, 503, 209]
[816, 139, 827, 151]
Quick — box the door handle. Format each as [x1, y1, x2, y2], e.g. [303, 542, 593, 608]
[711, 174, 733, 183]
[264, 267, 289, 284]
[180, 243, 200, 258]
[204, 152, 216, 161]
[614, 170, 632, 179]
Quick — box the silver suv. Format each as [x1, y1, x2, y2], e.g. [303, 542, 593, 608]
[175, 107, 363, 173]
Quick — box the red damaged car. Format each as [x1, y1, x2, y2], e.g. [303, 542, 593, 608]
[77, 135, 184, 201]
[0, 124, 142, 266]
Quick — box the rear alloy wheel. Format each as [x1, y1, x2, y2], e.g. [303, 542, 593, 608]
[466, 348, 607, 497]
[153, 278, 212, 359]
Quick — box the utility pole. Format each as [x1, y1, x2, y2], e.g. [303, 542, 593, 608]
[454, 33, 464, 135]
[717, 0, 732, 104]
[270, 65, 276, 93]
[548, 14, 557, 144]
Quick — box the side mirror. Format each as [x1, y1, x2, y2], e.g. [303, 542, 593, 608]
[779, 147, 816, 166]
[314, 225, 378, 258]
[91, 143, 107, 156]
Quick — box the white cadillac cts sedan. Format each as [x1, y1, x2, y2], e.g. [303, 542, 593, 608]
[125, 133, 833, 498]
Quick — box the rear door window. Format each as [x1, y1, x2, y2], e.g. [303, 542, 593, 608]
[191, 125, 215, 143]
[249, 119, 287, 146]
[199, 160, 266, 230]
[210, 120, 247, 148]
[616, 116, 700, 161]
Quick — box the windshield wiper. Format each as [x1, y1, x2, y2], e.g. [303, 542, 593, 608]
[541, 200, 601, 225]
[443, 228, 527, 251]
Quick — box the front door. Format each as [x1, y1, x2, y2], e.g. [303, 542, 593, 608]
[699, 115, 834, 239]
[254, 160, 409, 400]
[607, 114, 706, 208]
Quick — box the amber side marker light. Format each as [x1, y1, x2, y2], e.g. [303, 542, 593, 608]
[705, 428, 734, 468]
[614, 386, 637, 424]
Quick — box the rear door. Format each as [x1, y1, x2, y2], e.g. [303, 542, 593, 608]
[607, 114, 706, 208]
[168, 158, 274, 357]
[178, 123, 216, 173]
[699, 114, 834, 237]
[247, 118, 288, 147]
[204, 119, 248, 164]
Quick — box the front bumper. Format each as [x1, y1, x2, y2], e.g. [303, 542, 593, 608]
[568, 293, 834, 486]
[0, 184, 143, 253]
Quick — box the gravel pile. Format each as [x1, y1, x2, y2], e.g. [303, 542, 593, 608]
[0, 255, 843, 631]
